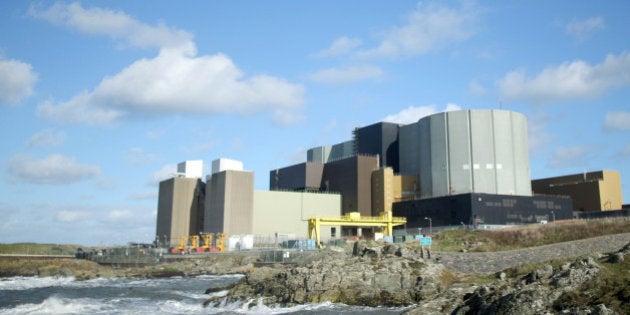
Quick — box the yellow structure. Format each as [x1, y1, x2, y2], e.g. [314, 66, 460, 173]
[175, 235, 188, 252]
[215, 233, 227, 252]
[189, 235, 200, 249]
[532, 170, 623, 211]
[371, 168, 417, 215]
[201, 234, 213, 250]
[308, 211, 406, 247]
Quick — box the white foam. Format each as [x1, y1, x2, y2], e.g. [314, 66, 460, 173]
[1, 296, 111, 315]
[0, 276, 75, 291]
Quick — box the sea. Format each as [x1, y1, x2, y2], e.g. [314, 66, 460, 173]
[0, 275, 408, 314]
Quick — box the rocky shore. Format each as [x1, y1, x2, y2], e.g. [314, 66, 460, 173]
[206, 241, 448, 307]
[2, 233, 630, 314]
[204, 235, 630, 314]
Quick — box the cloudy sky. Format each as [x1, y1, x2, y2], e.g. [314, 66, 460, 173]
[1, 1, 628, 245]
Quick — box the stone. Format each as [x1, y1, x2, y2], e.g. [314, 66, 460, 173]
[608, 252, 624, 263]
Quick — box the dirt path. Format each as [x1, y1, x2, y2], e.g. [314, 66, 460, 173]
[433, 233, 630, 274]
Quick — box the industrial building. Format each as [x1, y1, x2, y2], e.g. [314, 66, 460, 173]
[155, 160, 205, 246]
[155, 109, 625, 246]
[532, 170, 623, 211]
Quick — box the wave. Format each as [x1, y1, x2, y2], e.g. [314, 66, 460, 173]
[0, 296, 112, 315]
[0, 277, 75, 291]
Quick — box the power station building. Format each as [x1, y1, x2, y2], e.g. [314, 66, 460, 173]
[532, 170, 623, 212]
[156, 109, 624, 244]
[156, 160, 205, 245]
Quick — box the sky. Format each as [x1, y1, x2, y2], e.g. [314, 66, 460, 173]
[1, 1, 629, 246]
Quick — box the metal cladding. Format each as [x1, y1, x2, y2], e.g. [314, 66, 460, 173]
[400, 109, 532, 198]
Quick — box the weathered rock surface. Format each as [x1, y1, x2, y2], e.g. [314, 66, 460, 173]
[404, 242, 630, 315]
[212, 240, 447, 307]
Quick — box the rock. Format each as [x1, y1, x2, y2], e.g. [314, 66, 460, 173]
[608, 252, 624, 263]
[498, 272, 506, 281]
[221, 240, 445, 307]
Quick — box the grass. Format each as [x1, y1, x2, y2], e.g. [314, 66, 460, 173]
[432, 217, 630, 252]
[0, 243, 81, 256]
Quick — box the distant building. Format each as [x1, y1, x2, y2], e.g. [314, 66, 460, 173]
[393, 193, 573, 229]
[532, 170, 623, 211]
[156, 108, 623, 244]
[354, 122, 400, 172]
[253, 190, 341, 239]
[177, 160, 203, 178]
[205, 169, 254, 235]
[155, 176, 205, 246]
[399, 109, 532, 198]
[307, 141, 354, 164]
[371, 167, 417, 215]
[269, 162, 324, 191]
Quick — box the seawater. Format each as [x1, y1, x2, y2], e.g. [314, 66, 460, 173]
[0, 275, 408, 314]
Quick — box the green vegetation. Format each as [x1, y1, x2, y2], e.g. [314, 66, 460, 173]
[432, 218, 630, 252]
[0, 243, 81, 256]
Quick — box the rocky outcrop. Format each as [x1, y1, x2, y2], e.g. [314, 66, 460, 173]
[207, 240, 447, 307]
[452, 257, 601, 315]
[405, 242, 630, 315]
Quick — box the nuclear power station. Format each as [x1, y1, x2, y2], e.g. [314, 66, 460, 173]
[155, 109, 626, 248]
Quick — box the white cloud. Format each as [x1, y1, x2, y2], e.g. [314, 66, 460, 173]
[56, 210, 93, 222]
[604, 111, 630, 131]
[357, 2, 478, 58]
[6, 154, 101, 185]
[105, 209, 135, 222]
[314, 37, 362, 57]
[32, 2, 304, 125]
[148, 163, 177, 186]
[547, 145, 597, 169]
[308, 65, 383, 85]
[497, 52, 630, 103]
[0, 57, 38, 105]
[565, 17, 605, 41]
[383, 103, 461, 125]
[28, 2, 194, 51]
[25, 129, 66, 148]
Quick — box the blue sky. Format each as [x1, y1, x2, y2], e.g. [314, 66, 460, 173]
[1, 1, 629, 246]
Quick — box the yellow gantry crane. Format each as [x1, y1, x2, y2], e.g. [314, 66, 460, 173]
[308, 211, 406, 248]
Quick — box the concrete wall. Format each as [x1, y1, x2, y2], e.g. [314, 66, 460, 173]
[205, 170, 254, 235]
[371, 168, 418, 214]
[393, 193, 573, 229]
[253, 190, 342, 240]
[356, 122, 400, 172]
[269, 162, 324, 191]
[401, 109, 531, 198]
[532, 170, 623, 211]
[323, 155, 379, 215]
[307, 141, 355, 164]
[156, 177, 204, 245]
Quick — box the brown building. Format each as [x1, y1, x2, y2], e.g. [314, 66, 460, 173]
[371, 167, 418, 215]
[269, 162, 324, 191]
[270, 155, 379, 216]
[155, 177, 205, 245]
[322, 155, 379, 216]
[532, 170, 622, 211]
[205, 170, 254, 235]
